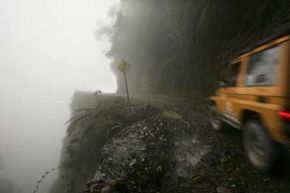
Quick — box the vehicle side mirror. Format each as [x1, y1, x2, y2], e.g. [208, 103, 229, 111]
[218, 81, 226, 88]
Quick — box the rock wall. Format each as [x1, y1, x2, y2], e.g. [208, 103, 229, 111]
[109, 0, 290, 97]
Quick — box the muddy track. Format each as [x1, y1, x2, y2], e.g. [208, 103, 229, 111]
[55, 93, 290, 193]
[134, 94, 290, 193]
[134, 94, 208, 115]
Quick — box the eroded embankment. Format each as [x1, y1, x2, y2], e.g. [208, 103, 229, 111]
[51, 92, 290, 193]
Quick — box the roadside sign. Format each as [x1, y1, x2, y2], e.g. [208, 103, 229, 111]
[118, 60, 130, 73]
[118, 60, 130, 103]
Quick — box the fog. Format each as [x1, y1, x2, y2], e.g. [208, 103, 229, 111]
[0, 0, 119, 192]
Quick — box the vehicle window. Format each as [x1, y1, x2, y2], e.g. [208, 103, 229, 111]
[227, 63, 241, 87]
[245, 46, 279, 86]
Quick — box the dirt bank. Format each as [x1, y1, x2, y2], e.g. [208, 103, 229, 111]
[51, 93, 290, 193]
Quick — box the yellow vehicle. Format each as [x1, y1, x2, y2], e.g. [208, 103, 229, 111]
[209, 33, 290, 173]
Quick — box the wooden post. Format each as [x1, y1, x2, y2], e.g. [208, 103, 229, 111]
[118, 60, 131, 103]
[123, 72, 130, 103]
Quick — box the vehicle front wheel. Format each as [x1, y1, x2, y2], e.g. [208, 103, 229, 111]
[243, 120, 279, 174]
[209, 104, 224, 131]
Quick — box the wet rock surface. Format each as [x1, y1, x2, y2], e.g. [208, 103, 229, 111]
[85, 107, 205, 193]
[52, 94, 290, 193]
[83, 96, 290, 193]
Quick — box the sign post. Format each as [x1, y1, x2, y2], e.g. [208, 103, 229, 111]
[118, 60, 130, 103]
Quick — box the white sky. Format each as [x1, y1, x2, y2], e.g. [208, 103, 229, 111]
[0, 0, 119, 192]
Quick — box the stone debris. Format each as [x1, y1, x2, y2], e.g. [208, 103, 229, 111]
[52, 95, 290, 193]
[216, 186, 232, 193]
[82, 104, 210, 193]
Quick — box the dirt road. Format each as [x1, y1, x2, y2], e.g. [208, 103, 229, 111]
[140, 94, 290, 193]
[53, 93, 290, 193]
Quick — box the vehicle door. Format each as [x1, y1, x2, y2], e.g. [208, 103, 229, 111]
[223, 62, 242, 124]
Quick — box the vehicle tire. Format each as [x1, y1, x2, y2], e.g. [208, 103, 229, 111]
[243, 120, 279, 174]
[209, 104, 224, 131]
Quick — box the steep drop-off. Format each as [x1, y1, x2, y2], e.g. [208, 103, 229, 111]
[109, 0, 290, 96]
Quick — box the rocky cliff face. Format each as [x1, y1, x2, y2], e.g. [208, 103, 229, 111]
[109, 0, 290, 96]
